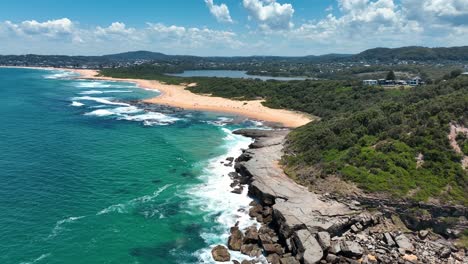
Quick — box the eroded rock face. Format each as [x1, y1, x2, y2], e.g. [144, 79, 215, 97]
[211, 245, 230, 262]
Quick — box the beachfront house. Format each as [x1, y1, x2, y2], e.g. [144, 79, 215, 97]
[363, 79, 378, 85]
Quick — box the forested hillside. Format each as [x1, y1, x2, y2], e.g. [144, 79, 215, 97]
[285, 77, 468, 205]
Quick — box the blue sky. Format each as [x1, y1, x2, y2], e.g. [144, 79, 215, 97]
[0, 0, 467, 56]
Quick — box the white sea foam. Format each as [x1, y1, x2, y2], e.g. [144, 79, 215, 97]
[70, 101, 84, 107]
[187, 127, 267, 263]
[19, 253, 51, 264]
[97, 184, 171, 215]
[85, 106, 142, 117]
[84, 109, 115, 117]
[74, 81, 137, 89]
[79, 90, 133, 95]
[72, 96, 130, 106]
[119, 112, 180, 126]
[74, 81, 113, 88]
[47, 216, 85, 239]
[45, 70, 76, 79]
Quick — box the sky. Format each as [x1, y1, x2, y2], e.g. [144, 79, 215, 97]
[0, 0, 467, 56]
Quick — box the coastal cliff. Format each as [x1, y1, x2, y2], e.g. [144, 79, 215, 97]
[216, 129, 467, 264]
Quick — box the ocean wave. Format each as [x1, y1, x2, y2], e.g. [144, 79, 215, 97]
[97, 184, 171, 215]
[44, 70, 76, 79]
[74, 81, 113, 88]
[70, 101, 84, 107]
[74, 81, 137, 89]
[184, 128, 267, 263]
[85, 106, 142, 117]
[71, 96, 130, 106]
[19, 253, 51, 264]
[84, 109, 115, 117]
[79, 90, 133, 95]
[47, 216, 85, 239]
[119, 112, 180, 126]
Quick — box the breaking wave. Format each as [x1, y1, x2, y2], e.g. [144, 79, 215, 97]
[97, 184, 171, 215]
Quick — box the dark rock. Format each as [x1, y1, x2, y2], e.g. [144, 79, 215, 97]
[228, 227, 244, 251]
[231, 187, 243, 194]
[326, 253, 338, 263]
[340, 241, 364, 258]
[240, 243, 262, 257]
[316, 231, 331, 250]
[383, 233, 396, 247]
[248, 204, 263, 219]
[232, 261, 240, 264]
[262, 243, 284, 255]
[211, 245, 230, 262]
[439, 247, 451, 258]
[243, 226, 259, 244]
[241, 260, 254, 264]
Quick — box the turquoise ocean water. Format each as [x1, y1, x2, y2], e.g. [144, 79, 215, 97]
[0, 68, 265, 264]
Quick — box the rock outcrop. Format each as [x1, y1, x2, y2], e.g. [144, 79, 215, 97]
[211, 245, 231, 262]
[227, 129, 467, 264]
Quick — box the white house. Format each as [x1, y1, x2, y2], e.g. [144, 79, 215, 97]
[363, 79, 378, 85]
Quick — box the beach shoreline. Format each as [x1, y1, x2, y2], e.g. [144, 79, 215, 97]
[1, 66, 312, 128]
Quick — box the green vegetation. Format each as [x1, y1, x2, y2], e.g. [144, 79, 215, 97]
[286, 77, 468, 205]
[386, 70, 396, 80]
[100, 65, 468, 205]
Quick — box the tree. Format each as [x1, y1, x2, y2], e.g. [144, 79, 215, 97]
[386, 70, 396, 80]
[450, 69, 462, 79]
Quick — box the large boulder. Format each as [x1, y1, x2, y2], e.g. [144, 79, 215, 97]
[339, 241, 364, 258]
[211, 245, 231, 262]
[240, 244, 262, 257]
[394, 234, 414, 252]
[383, 233, 396, 247]
[228, 227, 244, 251]
[262, 243, 284, 255]
[316, 232, 331, 250]
[243, 226, 259, 244]
[294, 229, 324, 264]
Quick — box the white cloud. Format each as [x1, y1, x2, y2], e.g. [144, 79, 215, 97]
[146, 23, 243, 49]
[95, 22, 135, 36]
[243, 0, 294, 30]
[4, 18, 74, 38]
[0, 19, 244, 55]
[204, 0, 233, 23]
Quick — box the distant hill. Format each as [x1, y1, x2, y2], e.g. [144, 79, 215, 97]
[1, 46, 467, 69]
[352, 46, 468, 62]
[102, 51, 169, 61]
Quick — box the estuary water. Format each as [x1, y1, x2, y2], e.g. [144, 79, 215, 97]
[168, 70, 307, 81]
[0, 68, 264, 264]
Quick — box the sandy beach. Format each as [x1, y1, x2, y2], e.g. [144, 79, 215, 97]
[3, 67, 313, 127]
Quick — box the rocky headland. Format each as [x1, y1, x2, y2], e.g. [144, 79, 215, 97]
[212, 129, 467, 264]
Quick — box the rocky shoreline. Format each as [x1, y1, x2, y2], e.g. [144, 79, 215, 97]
[211, 129, 467, 264]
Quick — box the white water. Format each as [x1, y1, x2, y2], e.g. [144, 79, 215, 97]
[187, 127, 267, 263]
